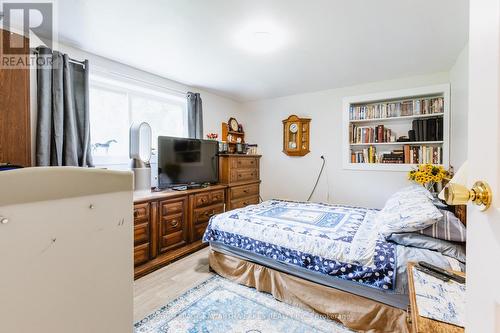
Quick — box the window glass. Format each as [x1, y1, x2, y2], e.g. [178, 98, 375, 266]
[89, 76, 187, 167]
[89, 87, 129, 160]
[130, 95, 187, 150]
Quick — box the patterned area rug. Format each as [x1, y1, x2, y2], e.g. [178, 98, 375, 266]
[134, 275, 353, 333]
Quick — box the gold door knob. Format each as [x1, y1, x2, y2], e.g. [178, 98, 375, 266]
[444, 180, 493, 211]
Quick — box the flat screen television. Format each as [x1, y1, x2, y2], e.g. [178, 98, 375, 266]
[158, 136, 219, 189]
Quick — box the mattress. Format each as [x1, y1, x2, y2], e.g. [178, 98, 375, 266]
[203, 201, 404, 302]
[203, 199, 463, 310]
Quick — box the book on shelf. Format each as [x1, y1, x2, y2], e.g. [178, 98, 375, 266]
[350, 118, 444, 145]
[412, 118, 443, 141]
[349, 96, 444, 120]
[350, 124, 392, 144]
[350, 117, 443, 144]
[350, 144, 442, 164]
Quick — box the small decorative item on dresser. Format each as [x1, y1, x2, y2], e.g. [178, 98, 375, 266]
[282, 115, 311, 156]
[228, 117, 239, 132]
[246, 144, 258, 155]
[206, 133, 218, 140]
[236, 143, 244, 154]
[222, 118, 245, 154]
[218, 141, 228, 153]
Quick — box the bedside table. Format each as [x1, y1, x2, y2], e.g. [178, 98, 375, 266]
[407, 262, 465, 333]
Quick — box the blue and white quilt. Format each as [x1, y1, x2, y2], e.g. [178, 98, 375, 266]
[203, 200, 397, 291]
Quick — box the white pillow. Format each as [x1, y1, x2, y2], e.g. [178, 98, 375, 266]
[378, 185, 443, 238]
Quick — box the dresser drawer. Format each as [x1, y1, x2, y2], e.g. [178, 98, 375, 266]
[230, 183, 260, 200]
[230, 195, 260, 210]
[158, 197, 188, 253]
[134, 243, 149, 266]
[193, 203, 224, 225]
[231, 157, 258, 169]
[194, 189, 225, 208]
[134, 203, 149, 224]
[230, 169, 259, 183]
[193, 192, 211, 208]
[160, 231, 187, 252]
[192, 223, 208, 242]
[160, 213, 184, 234]
[160, 200, 184, 216]
[134, 222, 149, 245]
[210, 190, 225, 205]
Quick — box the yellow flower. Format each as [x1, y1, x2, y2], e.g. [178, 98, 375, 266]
[408, 164, 450, 187]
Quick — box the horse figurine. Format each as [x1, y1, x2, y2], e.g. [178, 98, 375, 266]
[92, 140, 117, 154]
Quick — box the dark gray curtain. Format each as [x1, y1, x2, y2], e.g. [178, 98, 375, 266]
[187, 92, 203, 139]
[36, 47, 93, 167]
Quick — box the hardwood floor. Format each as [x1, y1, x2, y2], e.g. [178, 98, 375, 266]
[133, 247, 213, 322]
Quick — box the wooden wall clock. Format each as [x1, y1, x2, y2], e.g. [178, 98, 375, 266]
[282, 115, 311, 156]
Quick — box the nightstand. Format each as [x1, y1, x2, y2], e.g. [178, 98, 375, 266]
[407, 262, 465, 333]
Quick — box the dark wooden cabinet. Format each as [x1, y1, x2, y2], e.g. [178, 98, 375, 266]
[191, 189, 225, 242]
[132, 156, 262, 279]
[0, 29, 31, 166]
[133, 203, 151, 266]
[133, 185, 227, 279]
[219, 154, 261, 210]
[158, 197, 188, 253]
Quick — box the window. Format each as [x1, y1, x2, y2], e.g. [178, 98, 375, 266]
[89, 74, 188, 167]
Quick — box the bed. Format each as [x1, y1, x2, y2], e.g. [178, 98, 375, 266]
[202, 186, 466, 333]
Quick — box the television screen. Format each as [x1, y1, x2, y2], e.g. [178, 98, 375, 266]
[158, 136, 219, 188]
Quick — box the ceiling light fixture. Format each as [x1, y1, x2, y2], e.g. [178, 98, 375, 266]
[250, 31, 274, 52]
[236, 20, 288, 54]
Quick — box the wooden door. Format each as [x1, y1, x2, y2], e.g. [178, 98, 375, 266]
[0, 29, 31, 166]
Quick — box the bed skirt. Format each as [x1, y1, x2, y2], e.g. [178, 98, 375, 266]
[209, 249, 410, 333]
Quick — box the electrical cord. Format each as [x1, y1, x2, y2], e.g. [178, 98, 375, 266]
[307, 155, 326, 202]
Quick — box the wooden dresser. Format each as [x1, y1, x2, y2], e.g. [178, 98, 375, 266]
[218, 154, 261, 210]
[132, 154, 261, 278]
[133, 184, 227, 279]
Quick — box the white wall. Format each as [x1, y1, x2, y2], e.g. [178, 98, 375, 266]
[449, 44, 469, 170]
[241, 72, 452, 209]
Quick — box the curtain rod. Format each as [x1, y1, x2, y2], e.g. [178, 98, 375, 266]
[32, 49, 86, 67]
[91, 66, 188, 96]
[31, 49, 188, 96]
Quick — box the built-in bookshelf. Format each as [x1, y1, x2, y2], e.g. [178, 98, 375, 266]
[342, 84, 450, 171]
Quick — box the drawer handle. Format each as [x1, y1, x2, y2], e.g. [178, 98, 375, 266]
[243, 190, 248, 193]
[204, 209, 216, 218]
[170, 219, 179, 227]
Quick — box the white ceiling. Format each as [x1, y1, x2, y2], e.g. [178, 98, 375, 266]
[57, 0, 469, 102]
